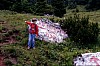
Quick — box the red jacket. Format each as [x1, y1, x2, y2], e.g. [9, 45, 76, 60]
[26, 21, 38, 36]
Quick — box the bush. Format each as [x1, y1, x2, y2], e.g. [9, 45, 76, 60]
[60, 14, 99, 45]
[4, 60, 14, 66]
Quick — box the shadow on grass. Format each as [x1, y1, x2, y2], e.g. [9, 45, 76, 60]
[67, 35, 100, 52]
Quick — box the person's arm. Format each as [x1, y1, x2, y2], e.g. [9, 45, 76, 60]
[25, 21, 31, 25]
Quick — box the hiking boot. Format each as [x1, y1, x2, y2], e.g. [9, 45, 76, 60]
[32, 47, 35, 49]
[27, 46, 30, 49]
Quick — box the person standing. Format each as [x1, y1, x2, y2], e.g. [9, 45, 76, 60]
[25, 18, 38, 49]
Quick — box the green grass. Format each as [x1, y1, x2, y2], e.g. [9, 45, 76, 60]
[64, 10, 100, 27]
[0, 10, 100, 66]
[0, 40, 82, 66]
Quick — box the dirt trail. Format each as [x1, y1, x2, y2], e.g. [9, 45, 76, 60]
[0, 21, 19, 46]
[0, 55, 5, 66]
[0, 21, 18, 66]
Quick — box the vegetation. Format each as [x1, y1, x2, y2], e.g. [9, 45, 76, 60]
[60, 14, 99, 44]
[51, 0, 66, 17]
[34, 0, 53, 16]
[0, 0, 100, 17]
[0, 1, 100, 66]
[0, 10, 100, 66]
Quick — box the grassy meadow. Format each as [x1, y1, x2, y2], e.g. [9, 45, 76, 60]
[0, 10, 100, 66]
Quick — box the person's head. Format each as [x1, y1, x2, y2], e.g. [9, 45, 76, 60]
[31, 18, 37, 23]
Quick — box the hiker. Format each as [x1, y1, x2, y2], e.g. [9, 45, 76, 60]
[25, 18, 38, 49]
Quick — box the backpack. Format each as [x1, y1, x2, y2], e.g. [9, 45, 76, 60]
[28, 23, 36, 33]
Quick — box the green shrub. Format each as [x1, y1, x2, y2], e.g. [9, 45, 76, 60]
[4, 59, 14, 66]
[60, 14, 99, 45]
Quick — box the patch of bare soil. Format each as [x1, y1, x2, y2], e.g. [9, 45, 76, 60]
[0, 21, 20, 46]
[0, 50, 5, 66]
[0, 54, 17, 66]
[0, 55, 5, 66]
[0, 21, 19, 65]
